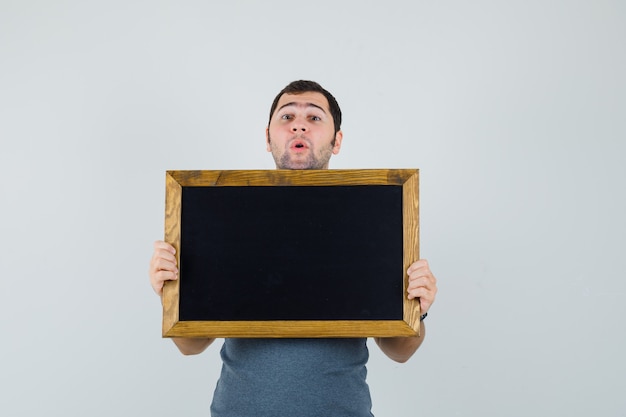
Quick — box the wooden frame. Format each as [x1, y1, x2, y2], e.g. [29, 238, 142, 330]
[162, 169, 420, 338]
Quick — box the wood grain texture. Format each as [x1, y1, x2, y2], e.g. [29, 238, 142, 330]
[161, 169, 420, 338]
[163, 320, 418, 338]
[167, 169, 417, 187]
[402, 171, 421, 335]
[162, 172, 182, 335]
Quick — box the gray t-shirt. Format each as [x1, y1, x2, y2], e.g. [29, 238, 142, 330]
[210, 338, 374, 417]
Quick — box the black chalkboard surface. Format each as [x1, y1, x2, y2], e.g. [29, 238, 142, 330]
[179, 185, 403, 321]
[162, 169, 421, 338]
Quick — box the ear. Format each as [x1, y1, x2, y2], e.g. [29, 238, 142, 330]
[332, 130, 343, 155]
[265, 127, 271, 152]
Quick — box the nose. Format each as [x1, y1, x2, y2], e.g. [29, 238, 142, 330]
[291, 119, 307, 132]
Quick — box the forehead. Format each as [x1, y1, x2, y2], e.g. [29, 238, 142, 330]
[274, 91, 330, 114]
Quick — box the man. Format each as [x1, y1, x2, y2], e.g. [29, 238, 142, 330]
[149, 80, 438, 416]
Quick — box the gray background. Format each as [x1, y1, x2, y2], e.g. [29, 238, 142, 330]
[1, 1, 624, 416]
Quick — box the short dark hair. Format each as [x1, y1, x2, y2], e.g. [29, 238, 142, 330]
[268, 80, 342, 134]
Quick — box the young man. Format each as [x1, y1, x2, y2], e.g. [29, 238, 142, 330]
[149, 80, 438, 416]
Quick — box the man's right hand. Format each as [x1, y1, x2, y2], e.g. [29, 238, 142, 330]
[149, 240, 178, 296]
[149, 240, 214, 354]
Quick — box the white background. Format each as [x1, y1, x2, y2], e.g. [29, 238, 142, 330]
[1, 1, 625, 416]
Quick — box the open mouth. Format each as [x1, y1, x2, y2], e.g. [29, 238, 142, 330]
[290, 139, 309, 150]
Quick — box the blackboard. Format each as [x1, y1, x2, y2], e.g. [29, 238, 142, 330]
[161, 169, 421, 338]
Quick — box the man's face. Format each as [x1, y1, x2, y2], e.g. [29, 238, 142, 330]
[266, 91, 342, 170]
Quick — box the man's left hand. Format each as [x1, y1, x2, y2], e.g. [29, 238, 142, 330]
[406, 259, 438, 314]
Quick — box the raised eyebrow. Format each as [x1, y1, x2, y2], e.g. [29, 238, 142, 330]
[276, 102, 327, 115]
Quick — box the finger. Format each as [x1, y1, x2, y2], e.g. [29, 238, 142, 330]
[407, 276, 431, 290]
[407, 285, 435, 304]
[407, 274, 437, 295]
[150, 270, 178, 295]
[152, 249, 178, 267]
[154, 240, 176, 254]
[407, 285, 431, 299]
[407, 259, 429, 275]
[151, 257, 178, 274]
[407, 288, 435, 311]
[408, 265, 436, 284]
[151, 244, 178, 266]
[408, 272, 436, 289]
[152, 269, 178, 283]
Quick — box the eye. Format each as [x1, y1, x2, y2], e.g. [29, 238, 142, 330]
[281, 114, 293, 120]
[310, 115, 321, 121]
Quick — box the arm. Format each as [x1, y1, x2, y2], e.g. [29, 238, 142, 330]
[375, 259, 437, 363]
[149, 240, 215, 355]
[375, 321, 425, 363]
[171, 337, 215, 355]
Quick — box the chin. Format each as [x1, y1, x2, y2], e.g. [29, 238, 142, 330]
[278, 158, 313, 170]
